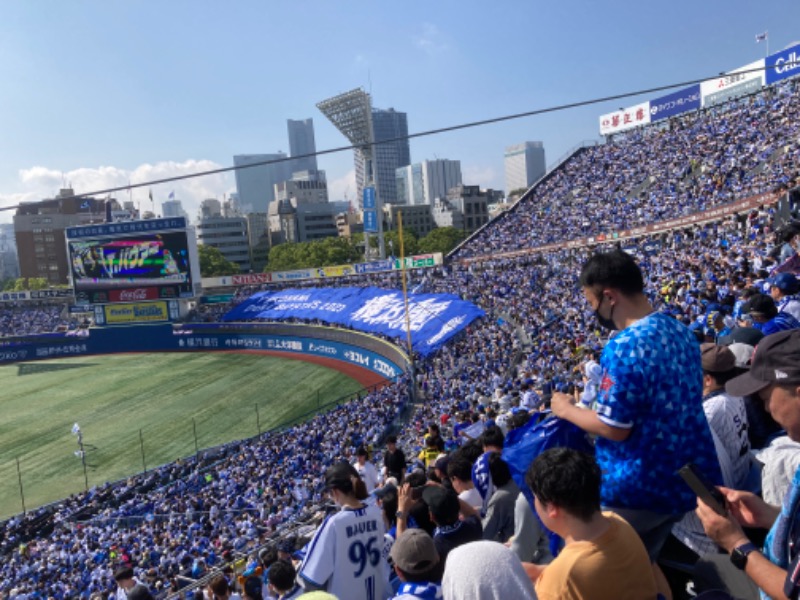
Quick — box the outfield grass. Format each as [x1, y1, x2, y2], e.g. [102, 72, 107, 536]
[0, 352, 363, 520]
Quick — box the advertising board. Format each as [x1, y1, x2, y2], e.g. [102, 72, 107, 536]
[104, 301, 170, 324]
[320, 265, 355, 277]
[650, 85, 701, 122]
[232, 273, 272, 285]
[701, 60, 764, 107]
[599, 101, 651, 135]
[354, 259, 394, 274]
[766, 43, 800, 85]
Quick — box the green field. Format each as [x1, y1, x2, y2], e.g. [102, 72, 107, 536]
[0, 352, 363, 520]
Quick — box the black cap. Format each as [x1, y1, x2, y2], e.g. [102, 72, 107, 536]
[374, 482, 397, 500]
[726, 330, 800, 397]
[742, 294, 777, 319]
[719, 326, 765, 347]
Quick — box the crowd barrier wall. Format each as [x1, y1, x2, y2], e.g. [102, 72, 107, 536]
[0, 322, 410, 382]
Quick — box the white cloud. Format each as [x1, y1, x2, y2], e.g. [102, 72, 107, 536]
[0, 160, 235, 223]
[327, 169, 356, 204]
[414, 23, 449, 56]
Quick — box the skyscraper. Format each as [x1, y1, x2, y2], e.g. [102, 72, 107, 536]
[287, 118, 318, 175]
[233, 154, 291, 214]
[355, 107, 410, 207]
[161, 199, 185, 219]
[504, 142, 546, 194]
[396, 159, 462, 206]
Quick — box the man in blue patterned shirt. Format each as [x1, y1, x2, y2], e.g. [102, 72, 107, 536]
[552, 249, 722, 596]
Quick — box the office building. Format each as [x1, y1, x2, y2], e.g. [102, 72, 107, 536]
[14, 189, 114, 285]
[199, 198, 223, 220]
[196, 215, 250, 272]
[0, 223, 19, 280]
[162, 200, 185, 219]
[355, 107, 410, 207]
[234, 154, 291, 214]
[269, 179, 337, 244]
[287, 118, 318, 175]
[383, 203, 435, 238]
[396, 159, 462, 205]
[336, 212, 362, 238]
[246, 212, 270, 272]
[432, 185, 492, 234]
[504, 142, 546, 194]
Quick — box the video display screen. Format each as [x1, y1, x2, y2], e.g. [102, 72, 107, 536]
[68, 231, 193, 293]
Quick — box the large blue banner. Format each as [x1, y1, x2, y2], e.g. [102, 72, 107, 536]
[766, 44, 800, 85]
[650, 85, 701, 122]
[221, 287, 485, 356]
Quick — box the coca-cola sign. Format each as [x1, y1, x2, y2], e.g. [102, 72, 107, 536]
[109, 288, 160, 303]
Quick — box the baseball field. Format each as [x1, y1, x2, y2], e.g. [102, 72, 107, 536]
[0, 352, 364, 520]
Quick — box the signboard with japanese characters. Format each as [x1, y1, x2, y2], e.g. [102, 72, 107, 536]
[599, 101, 651, 136]
[701, 59, 764, 107]
[650, 85, 701, 122]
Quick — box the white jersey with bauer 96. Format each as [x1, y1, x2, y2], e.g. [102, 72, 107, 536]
[299, 503, 388, 600]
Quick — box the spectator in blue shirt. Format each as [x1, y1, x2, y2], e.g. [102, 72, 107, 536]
[551, 249, 721, 598]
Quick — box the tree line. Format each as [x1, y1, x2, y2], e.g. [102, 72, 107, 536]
[198, 227, 467, 277]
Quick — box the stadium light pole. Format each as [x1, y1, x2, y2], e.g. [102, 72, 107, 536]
[317, 88, 386, 260]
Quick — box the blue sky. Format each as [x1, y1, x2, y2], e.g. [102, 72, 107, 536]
[0, 1, 798, 222]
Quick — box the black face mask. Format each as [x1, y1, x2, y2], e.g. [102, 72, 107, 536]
[595, 296, 618, 331]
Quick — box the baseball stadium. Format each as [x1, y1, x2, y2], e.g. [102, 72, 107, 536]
[2, 28, 800, 600]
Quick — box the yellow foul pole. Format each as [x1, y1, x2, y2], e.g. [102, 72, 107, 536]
[397, 212, 413, 357]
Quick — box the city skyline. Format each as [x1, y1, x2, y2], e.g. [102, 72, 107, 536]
[0, 1, 798, 224]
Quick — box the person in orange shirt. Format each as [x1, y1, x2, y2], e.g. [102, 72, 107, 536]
[523, 448, 658, 600]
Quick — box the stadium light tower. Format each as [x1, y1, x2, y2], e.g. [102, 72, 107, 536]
[317, 88, 386, 260]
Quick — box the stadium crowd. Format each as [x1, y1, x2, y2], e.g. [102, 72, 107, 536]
[0, 303, 74, 338]
[0, 383, 407, 599]
[455, 76, 800, 259]
[2, 78, 800, 600]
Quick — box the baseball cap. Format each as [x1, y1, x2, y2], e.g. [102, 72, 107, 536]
[434, 454, 450, 475]
[728, 343, 755, 369]
[742, 294, 778, 319]
[767, 272, 800, 294]
[719, 326, 764, 347]
[726, 330, 800, 397]
[700, 344, 736, 373]
[421, 486, 460, 524]
[390, 529, 439, 575]
[374, 482, 397, 500]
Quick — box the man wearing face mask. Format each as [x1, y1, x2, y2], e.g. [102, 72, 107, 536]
[551, 248, 721, 598]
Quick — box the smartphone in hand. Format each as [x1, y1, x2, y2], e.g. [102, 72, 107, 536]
[678, 463, 728, 517]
